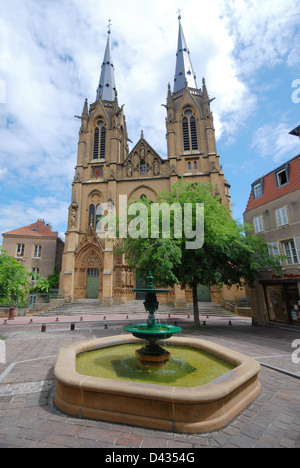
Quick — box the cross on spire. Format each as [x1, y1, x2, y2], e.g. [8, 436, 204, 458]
[173, 14, 197, 92]
[107, 18, 112, 34]
[177, 9, 182, 20]
[96, 20, 117, 102]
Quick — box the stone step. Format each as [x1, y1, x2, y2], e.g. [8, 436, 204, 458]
[35, 300, 235, 317]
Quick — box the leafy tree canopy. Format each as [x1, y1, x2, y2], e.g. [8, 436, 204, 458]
[116, 181, 282, 326]
[0, 249, 31, 305]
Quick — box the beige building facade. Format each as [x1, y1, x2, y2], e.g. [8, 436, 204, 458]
[244, 153, 300, 326]
[2, 219, 64, 284]
[60, 18, 235, 305]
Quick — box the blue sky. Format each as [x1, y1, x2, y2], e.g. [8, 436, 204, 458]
[0, 0, 300, 241]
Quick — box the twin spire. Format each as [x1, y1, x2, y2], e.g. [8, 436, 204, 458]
[173, 13, 197, 92]
[96, 14, 197, 103]
[96, 20, 117, 102]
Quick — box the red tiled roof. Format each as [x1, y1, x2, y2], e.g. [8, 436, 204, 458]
[244, 154, 300, 213]
[2, 220, 58, 238]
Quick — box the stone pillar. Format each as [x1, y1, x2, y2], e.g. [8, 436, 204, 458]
[101, 238, 114, 305]
[173, 284, 187, 308]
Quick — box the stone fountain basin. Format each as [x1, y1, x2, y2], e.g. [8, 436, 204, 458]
[54, 335, 261, 434]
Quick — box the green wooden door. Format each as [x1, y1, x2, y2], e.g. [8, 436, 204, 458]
[197, 284, 211, 302]
[86, 268, 99, 299]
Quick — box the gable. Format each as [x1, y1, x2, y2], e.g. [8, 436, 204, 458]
[123, 137, 166, 179]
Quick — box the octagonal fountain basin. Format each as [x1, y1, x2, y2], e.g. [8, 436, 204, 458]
[54, 335, 261, 434]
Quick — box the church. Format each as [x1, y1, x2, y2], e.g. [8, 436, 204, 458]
[60, 16, 234, 306]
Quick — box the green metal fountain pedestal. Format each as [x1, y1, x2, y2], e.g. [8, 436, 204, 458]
[123, 272, 182, 366]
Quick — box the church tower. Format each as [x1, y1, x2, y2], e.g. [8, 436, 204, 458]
[60, 24, 130, 304]
[165, 14, 231, 209]
[60, 16, 233, 305]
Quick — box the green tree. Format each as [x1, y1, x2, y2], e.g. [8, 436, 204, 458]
[117, 181, 282, 327]
[33, 274, 51, 293]
[0, 249, 30, 305]
[47, 265, 60, 290]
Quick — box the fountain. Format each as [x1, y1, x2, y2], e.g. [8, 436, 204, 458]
[54, 272, 261, 433]
[123, 271, 181, 366]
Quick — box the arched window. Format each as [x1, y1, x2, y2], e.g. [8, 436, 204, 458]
[182, 118, 190, 151]
[188, 162, 192, 170]
[194, 161, 198, 170]
[93, 128, 99, 159]
[140, 160, 146, 174]
[100, 127, 106, 158]
[182, 109, 198, 151]
[89, 204, 95, 228]
[95, 204, 102, 231]
[93, 120, 106, 159]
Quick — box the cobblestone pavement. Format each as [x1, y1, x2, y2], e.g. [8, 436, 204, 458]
[0, 307, 299, 449]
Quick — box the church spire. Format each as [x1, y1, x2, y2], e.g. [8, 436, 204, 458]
[173, 13, 197, 93]
[96, 20, 117, 102]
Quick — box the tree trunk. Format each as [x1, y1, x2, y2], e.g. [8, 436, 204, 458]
[192, 281, 200, 327]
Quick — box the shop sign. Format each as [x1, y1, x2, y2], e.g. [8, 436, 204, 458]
[272, 273, 300, 279]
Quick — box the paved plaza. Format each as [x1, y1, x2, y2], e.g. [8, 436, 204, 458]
[0, 301, 299, 449]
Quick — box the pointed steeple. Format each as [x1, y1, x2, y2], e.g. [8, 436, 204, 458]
[173, 13, 197, 93]
[96, 20, 117, 102]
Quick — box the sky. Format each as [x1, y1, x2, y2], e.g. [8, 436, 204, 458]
[0, 0, 300, 242]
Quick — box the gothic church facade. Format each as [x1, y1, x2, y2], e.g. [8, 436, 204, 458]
[60, 17, 233, 305]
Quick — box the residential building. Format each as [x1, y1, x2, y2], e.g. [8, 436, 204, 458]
[2, 219, 64, 285]
[244, 152, 300, 326]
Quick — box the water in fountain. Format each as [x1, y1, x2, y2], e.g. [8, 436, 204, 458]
[76, 343, 234, 387]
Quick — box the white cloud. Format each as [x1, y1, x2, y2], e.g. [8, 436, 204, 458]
[0, 195, 68, 238]
[0, 0, 299, 238]
[0, 168, 7, 179]
[221, 0, 300, 74]
[252, 122, 300, 163]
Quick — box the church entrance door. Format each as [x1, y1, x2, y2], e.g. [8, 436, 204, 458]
[197, 284, 211, 302]
[86, 268, 100, 299]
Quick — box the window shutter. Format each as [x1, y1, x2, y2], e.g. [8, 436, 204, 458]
[254, 216, 263, 233]
[276, 207, 288, 227]
[268, 242, 282, 264]
[281, 207, 288, 225]
[294, 237, 300, 263]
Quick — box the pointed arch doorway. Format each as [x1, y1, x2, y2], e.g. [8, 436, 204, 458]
[74, 229, 104, 300]
[86, 268, 100, 299]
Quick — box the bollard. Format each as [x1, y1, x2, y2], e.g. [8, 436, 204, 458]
[203, 321, 206, 326]
[228, 320, 232, 326]
[8, 304, 15, 320]
[41, 324, 46, 333]
[71, 323, 75, 331]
